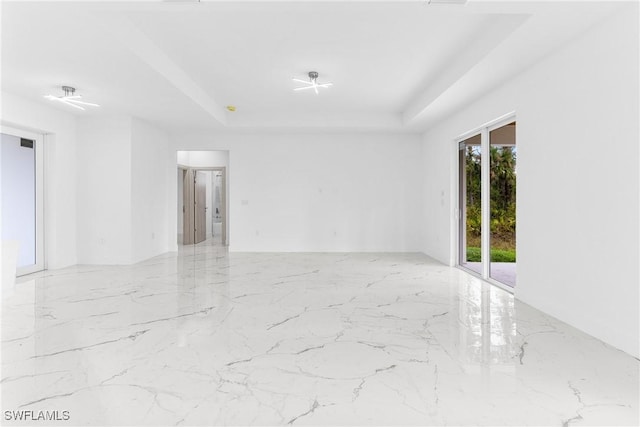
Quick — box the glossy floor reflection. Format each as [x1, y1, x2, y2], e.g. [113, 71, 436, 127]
[2, 243, 638, 426]
[463, 262, 516, 287]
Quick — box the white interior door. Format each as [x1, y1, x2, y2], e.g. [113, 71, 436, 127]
[183, 169, 194, 245]
[194, 170, 207, 244]
[1, 126, 44, 276]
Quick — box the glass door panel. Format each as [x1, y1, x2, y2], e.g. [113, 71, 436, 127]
[459, 134, 482, 276]
[489, 122, 516, 287]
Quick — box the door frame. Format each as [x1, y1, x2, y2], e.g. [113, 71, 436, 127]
[457, 133, 480, 272]
[1, 125, 45, 276]
[180, 167, 194, 245]
[177, 165, 227, 246]
[453, 113, 516, 293]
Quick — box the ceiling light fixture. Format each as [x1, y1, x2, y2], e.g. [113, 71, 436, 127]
[427, 0, 467, 4]
[292, 71, 332, 95]
[44, 86, 100, 111]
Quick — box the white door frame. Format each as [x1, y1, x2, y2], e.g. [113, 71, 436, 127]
[1, 125, 45, 276]
[454, 113, 516, 293]
[177, 165, 227, 246]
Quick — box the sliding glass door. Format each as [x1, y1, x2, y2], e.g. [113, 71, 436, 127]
[489, 122, 516, 286]
[458, 134, 482, 276]
[1, 127, 44, 276]
[457, 117, 516, 288]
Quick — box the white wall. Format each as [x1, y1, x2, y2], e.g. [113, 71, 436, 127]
[0, 91, 78, 269]
[421, 7, 639, 357]
[177, 150, 229, 169]
[76, 117, 133, 264]
[131, 118, 170, 263]
[77, 116, 170, 264]
[169, 133, 423, 253]
[0, 94, 171, 267]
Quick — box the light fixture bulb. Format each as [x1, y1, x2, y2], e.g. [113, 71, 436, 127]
[292, 71, 332, 94]
[44, 86, 100, 111]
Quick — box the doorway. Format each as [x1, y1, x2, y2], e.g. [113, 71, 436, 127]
[179, 166, 227, 246]
[457, 117, 516, 288]
[1, 127, 44, 276]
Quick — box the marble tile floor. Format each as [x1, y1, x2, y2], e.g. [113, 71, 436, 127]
[461, 262, 516, 288]
[1, 243, 638, 426]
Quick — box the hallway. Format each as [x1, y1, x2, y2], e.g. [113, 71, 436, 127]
[2, 246, 638, 425]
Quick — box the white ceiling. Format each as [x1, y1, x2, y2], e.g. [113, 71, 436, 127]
[0, 1, 630, 133]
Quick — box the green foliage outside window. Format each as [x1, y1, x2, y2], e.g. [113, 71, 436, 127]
[465, 145, 516, 261]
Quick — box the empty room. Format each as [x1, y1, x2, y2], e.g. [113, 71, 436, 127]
[1, 0, 638, 426]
